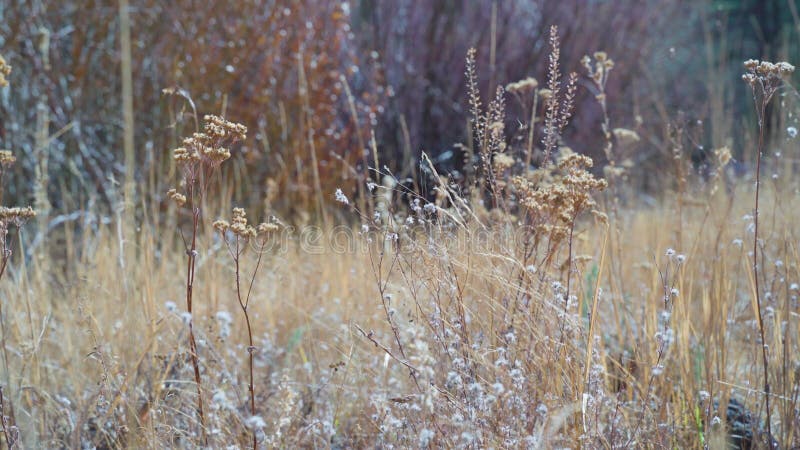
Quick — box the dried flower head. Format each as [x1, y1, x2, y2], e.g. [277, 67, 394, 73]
[513, 152, 606, 243]
[612, 128, 640, 145]
[212, 220, 230, 232]
[0, 206, 36, 222]
[204, 114, 248, 141]
[171, 115, 247, 171]
[593, 51, 608, 62]
[0, 150, 15, 167]
[742, 58, 794, 91]
[583, 51, 615, 96]
[714, 146, 732, 167]
[257, 222, 280, 234]
[335, 188, 349, 205]
[167, 188, 187, 206]
[0, 55, 11, 88]
[506, 77, 538, 94]
[216, 207, 267, 239]
[493, 153, 515, 173]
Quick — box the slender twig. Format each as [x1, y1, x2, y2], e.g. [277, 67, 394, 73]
[217, 213, 272, 450]
[752, 95, 771, 439]
[184, 187, 207, 445]
[354, 324, 419, 375]
[0, 386, 13, 449]
[0, 256, 14, 421]
[741, 59, 792, 439]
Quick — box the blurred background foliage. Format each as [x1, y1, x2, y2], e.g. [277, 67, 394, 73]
[0, 0, 797, 222]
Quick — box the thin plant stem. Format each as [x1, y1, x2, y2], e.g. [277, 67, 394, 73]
[233, 237, 258, 450]
[0, 386, 13, 449]
[753, 98, 771, 439]
[0, 249, 16, 443]
[184, 183, 207, 445]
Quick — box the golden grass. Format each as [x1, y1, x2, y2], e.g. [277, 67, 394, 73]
[0, 178, 794, 448]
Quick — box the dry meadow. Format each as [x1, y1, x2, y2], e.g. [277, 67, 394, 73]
[0, 1, 799, 449]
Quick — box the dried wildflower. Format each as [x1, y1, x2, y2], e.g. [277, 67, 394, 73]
[513, 151, 606, 242]
[257, 222, 279, 234]
[505, 77, 538, 94]
[167, 188, 187, 206]
[0, 150, 15, 167]
[245, 415, 266, 430]
[172, 147, 198, 163]
[593, 51, 608, 62]
[334, 188, 349, 205]
[612, 128, 640, 145]
[171, 115, 246, 171]
[538, 88, 553, 101]
[229, 207, 256, 237]
[583, 51, 615, 94]
[714, 146, 732, 167]
[0, 206, 36, 222]
[215, 207, 270, 239]
[0, 55, 10, 87]
[212, 220, 230, 232]
[492, 153, 515, 173]
[776, 61, 796, 75]
[742, 58, 794, 90]
[603, 165, 626, 179]
[204, 114, 247, 140]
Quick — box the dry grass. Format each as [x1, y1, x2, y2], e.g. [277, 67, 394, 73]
[0, 179, 797, 448]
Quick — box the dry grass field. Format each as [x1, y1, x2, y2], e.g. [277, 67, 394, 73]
[1, 2, 799, 449]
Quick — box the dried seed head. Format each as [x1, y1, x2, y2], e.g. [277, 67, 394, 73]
[334, 188, 349, 205]
[172, 147, 198, 163]
[743, 58, 795, 89]
[538, 88, 553, 101]
[743, 59, 759, 70]
[506, 77, 538, 94]
[0, 55, 11, 87]
[230, 207, 248, 234]
[493, 153, 515, 172]
[0, 150, 15, 167]
[612, 128, 640, 145]
[593, 51, 607, 62]
[212, 220, 230, 232]
[581, 55, 591, 71]
[204, 114, 247, 141]
[0, 206, 36, 222]
[257, 222, 280, 234]
[218, 207, 266, 239]
[167, 188, 187, 206]
[171, 115, 247, 169]
[203, 146, 231, 163]
[714, 146, 732, 167]
[776, 61, 795, 76]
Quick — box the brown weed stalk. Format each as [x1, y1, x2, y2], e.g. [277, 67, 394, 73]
[741, 59, 794, 440]
[213, 209, 277, 450]
[166, 106, 247, 443]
